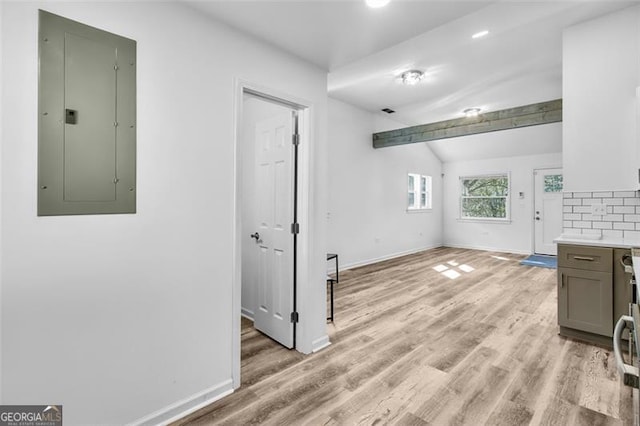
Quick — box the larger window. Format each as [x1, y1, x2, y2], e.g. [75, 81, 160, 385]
[460, 174, 510, 220]
[408, 173, 432, 211]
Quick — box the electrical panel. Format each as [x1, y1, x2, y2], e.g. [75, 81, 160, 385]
[38, 10, 136, 215]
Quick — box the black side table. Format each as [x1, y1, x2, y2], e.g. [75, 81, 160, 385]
[327, 253, 338, 322]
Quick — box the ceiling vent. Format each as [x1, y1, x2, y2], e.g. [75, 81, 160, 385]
[381, 108, 395, 114]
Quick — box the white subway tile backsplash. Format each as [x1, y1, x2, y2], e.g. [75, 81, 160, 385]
[563, 191, 640, 239]
[623, 230, 640, 239]
[593, 222, 613, 230]
[614, 206, 636, 214]
[615, 191, 637, 198]
[614, 222, 636, 230]
[582, 198, 603, 205]
[593, 191, 613, 198]
[603, 230, 624, 238]
[574, 192, 593, 198]
[574, 221, 592, 229]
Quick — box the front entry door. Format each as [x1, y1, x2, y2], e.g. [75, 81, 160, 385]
[534, 168, 563, 255]
[252, 112, 296, 349]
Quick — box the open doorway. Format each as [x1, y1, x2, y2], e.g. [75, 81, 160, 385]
[233, 84, 310, 389]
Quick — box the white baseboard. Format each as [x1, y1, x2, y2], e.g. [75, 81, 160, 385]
[337, 244, 442, 272]
[311, 335, 331, 353]
[129, 379, 234, 426]
[443, 243, 530, 255]
[241, 307, 254, 321]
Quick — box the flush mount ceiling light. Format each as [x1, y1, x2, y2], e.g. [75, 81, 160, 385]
[472, 30, 490, 39]
[401, 70, 424, 85]
[463, 107, 481, 117]
[365, 0, 391, 8]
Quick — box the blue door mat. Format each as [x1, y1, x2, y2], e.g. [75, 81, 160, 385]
[520, 254, 557, 269]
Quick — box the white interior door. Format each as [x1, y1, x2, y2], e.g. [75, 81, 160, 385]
[534, 168, 563, 255]
[251, 112, 295, 348]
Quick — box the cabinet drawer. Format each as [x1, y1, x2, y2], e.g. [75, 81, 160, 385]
[558, 244, 613, 272]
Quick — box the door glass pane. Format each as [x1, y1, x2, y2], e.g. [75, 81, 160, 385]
[544, 174, 563, 193]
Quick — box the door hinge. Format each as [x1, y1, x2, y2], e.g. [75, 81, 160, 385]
[291, 223, 300, 234]
[290, 312, 299, 323]
[292, 133, 300, 146]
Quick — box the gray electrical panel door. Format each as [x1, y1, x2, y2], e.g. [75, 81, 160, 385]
[38, 10, 136, 215]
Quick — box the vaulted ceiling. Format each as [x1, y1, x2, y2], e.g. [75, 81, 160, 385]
[185, 0, 637, 159]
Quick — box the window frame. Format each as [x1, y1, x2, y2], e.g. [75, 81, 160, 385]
[407, 173, 432, 212]
[459, 173, 511, 222]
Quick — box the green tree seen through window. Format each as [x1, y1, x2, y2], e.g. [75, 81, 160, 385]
[461, 175, 509, 219]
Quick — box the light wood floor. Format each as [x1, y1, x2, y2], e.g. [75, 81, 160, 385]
[176, 247, 634, 425]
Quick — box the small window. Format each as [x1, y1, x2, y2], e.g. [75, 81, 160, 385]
[544, 174, 563, 193]
[460, 174, 509, 220]
[408, 173, 432, 211]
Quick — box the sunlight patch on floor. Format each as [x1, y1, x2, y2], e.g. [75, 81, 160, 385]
[458, 264, 474, 273]
[491, 255, 511, 261]
[432, 260, 475, 280]
[442, 269, 461, 279]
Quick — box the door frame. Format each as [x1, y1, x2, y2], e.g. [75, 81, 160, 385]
[232, 79, 311, 389]
[531, 166, 563, 255]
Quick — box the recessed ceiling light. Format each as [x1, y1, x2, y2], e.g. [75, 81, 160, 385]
[463, 108, 481, 117]
[401, 70, 424, 85]
[365, 0, 390, 8]
[472, 30, 490, 39]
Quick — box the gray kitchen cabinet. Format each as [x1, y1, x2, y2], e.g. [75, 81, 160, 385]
[558, 244, 613, 339]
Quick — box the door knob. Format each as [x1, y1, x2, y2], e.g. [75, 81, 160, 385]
[535, 217, 541, 221]
[250, 232, 260, 241]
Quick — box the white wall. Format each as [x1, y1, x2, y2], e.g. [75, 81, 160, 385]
[327, 98, 443, 269]
[0, 0, 4, 404]
[443, 126, 562, 254]
[563, 5, 640, 192]
[1, 2, 327, 425]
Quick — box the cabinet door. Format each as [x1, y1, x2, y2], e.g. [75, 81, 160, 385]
[558, 267, 613, 337]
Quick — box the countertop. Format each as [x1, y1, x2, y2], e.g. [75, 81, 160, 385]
[554, 235, 640, 249]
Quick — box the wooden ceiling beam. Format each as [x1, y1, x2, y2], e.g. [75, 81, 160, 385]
[372, 99, 562, 149]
